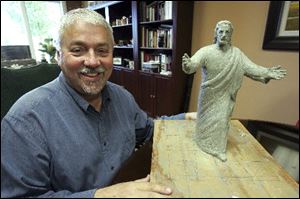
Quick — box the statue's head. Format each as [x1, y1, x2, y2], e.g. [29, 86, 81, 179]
[213, 20, 233, 47]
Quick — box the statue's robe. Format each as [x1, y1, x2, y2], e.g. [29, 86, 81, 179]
[186, 44, 270, 161]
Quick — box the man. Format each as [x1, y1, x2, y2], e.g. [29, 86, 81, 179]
[1, 9, 195, 198]
[182, 20, 287, 162]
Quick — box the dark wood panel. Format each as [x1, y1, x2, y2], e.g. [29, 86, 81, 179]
[138, 72, 154, 117]
[155, 76, 173, 116]
[122, 69, 137, 99]
[109, 67, 123, 86]
[66, 1, 82, 11]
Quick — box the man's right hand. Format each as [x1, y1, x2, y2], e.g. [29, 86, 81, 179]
[94, 175, 172, 198]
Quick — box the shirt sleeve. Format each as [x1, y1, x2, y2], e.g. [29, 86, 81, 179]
[129, 96, 154, 148]
[159, 113, 185, 120]
[1, 115, 96, 198]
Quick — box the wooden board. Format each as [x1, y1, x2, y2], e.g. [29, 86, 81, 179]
[150, 120, 299, 198]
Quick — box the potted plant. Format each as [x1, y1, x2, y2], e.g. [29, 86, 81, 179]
[39, 38, 57, 63]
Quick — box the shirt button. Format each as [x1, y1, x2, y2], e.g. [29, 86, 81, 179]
[111, 166, 114, 170]
[103, 142, 107, 146]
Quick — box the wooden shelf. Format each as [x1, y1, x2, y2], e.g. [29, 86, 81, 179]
[114, 46, 133, 49]
[112, 24, 132, 28]
[139, 19, 173, 25]
[140, 47, 172, 51]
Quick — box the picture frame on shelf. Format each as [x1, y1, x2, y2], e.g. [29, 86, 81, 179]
[263, 1, 299, 51]
[113, 57, 122, 65]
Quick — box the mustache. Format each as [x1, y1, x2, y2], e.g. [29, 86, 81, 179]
[79, 66, 106, 74]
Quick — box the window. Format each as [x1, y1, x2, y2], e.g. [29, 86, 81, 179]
[1, 1, 66, 62]
[1, 2, 28, 46]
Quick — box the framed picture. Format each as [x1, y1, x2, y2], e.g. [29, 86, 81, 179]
[113, 57, 122, 65]
[263, 1, 299, 51]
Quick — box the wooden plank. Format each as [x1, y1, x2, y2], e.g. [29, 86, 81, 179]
[150, 120, 299, 198]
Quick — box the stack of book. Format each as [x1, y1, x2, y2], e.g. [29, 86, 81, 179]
[141, 26, 172, 48]
[140, 1, 172, 22]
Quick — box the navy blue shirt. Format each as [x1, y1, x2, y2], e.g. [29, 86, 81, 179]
[1, 72, 184, 198]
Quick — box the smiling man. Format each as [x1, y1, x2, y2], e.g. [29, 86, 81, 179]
[57, 18, 114, 111]
[1, 9, 198, 198]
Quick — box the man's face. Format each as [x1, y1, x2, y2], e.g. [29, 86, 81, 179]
[57, 21, 113, 96]
[216, 24, 232, 47]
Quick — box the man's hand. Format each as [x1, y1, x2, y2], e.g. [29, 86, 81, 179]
[94, 175, 172, 198]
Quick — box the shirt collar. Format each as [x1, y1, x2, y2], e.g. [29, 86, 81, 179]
[58, 72, 111, 112]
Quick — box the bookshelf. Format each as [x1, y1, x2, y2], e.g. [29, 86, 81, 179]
[90, 1, 194, 117]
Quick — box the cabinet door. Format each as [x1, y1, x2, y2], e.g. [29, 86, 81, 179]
[138, 72, 154, 117]
[155, 76, 174, 116]
[109, 67, 123, 86]
[122, 69, 138, 100]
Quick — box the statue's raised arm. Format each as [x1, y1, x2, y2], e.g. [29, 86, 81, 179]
[182, 53, 191, 73]
[182, 53, 197, 74]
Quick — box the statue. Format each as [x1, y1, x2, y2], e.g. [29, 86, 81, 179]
[182, 20, 287, 162]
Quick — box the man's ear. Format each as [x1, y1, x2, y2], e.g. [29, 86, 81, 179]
[56, 51, 62, 66]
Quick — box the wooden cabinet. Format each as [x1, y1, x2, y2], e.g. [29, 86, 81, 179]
[122, 68, 138, 99]
[109, 67, 138, 98]
[155, 75, 174, 116]
[91, 1, 194, 117]
[109, 67, 122, 86]
[138, 72, 153, 116]
[138, 72, 176, 117]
